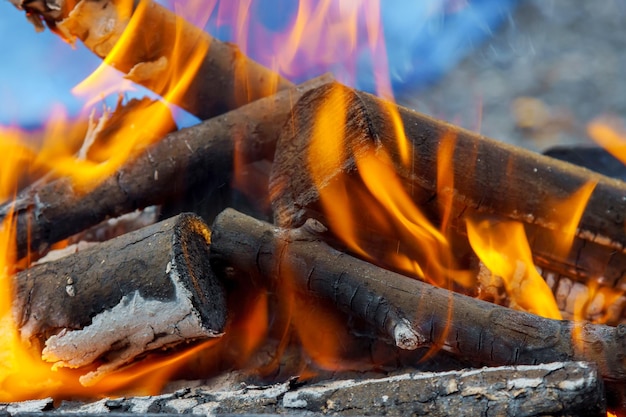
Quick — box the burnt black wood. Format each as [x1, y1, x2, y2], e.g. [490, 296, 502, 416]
[14, 213, 225, 347]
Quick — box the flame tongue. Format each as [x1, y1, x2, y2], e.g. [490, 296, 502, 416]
[467, 218, 561, 319]
[4, 0, 625, 403]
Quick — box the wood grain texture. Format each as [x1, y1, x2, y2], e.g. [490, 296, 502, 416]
[1, 75, 333, 259]
[269, 82, 626, 302]
[209, 208, 626, 383]
[14, 213, 225, 378]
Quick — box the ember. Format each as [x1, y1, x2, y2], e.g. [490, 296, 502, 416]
[0, 0, 624, 415]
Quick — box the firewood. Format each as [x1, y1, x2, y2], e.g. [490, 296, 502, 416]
[13, 213, 225, 385]
[1, 74, 333, 260]
[10, 0, 293, 120]
[544, 144, 626, 182]
[2, 362, 605, 416]
[209, 208, 626, 383]
[269, 82, 626, 310]
[278, 362, 605, 417]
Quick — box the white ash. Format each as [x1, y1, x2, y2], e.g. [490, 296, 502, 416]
[162, 398, 198, 413]
[33, 241, 98, 265]
[41, 253, 222, 386]
[587, 291, 605, 317]
[69, 398, 110, 414]
[5, 398, 52, 414]
[0, 362, 598, 415]
[564, 282, 589, 315]
[550, 274, 625, 322]
[507, 377, 543, 390]
[558, 377, 588, 391]
[128, 393, 176, 415]
[71, 206, 159, 244]
[393, 318, 422, 350]
[33, 207, 159, 265]
[543, 269, 557, 291]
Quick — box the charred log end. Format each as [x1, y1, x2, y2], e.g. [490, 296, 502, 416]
[13, 213, 227, 383]
[269, 82, 376, 228]
[174, 213, 227, 333]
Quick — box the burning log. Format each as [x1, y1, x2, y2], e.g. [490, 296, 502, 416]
[2, 75, 333, 260]
[1, 362, 605, 416]
[209, 208, 626, 383]
[269, 82, 626, 317]
[13, 213, 225, 385]
[10, 0, 293, 120]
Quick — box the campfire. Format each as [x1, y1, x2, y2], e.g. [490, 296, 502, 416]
[1, 0, 624, 415]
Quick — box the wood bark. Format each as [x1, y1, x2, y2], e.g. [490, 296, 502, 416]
[1, 75, 333, 260]
[279, 362, 605, 417]
[269, 82, 626, 312]
[13, 212, 225, 385]
[209, 208, 626, 384]
[11, 0, 293, 121]
[0, 362, 606, 416]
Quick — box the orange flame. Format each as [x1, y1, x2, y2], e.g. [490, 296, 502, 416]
[0, 0, 223, 401]
[466, 218, 561, 319]
[544, 181, 597, 258]
[4, 0, 622, 402]
[0, 142, 222, 400]
[587, 116, 626, 165]
[307, 88, 472, 291]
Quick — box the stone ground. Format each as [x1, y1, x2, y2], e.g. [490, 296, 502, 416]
[408, 0, 626, 152]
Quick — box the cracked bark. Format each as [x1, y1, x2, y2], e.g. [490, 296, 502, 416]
[0, 75, 333, 260]
[1, 362, 605, 416]
[209, 208, 626, 385]
[269, 82, 626, 321]
[13, 213, 225, 384]
[10, 0, 292, 121]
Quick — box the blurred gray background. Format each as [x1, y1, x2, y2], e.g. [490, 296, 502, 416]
[410, 0, 626, 151]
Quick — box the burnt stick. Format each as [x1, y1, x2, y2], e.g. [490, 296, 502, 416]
[269, 82, 626, 300]
[10, 0, 293, 120]
[209, 208, 626, 383]
[3, 362, 605, 416]
[14, 213, 225, 385]
[1, 75, 333, 259]
[278, 362, 605, 417]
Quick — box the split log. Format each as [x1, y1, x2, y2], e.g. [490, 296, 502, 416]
[269, 82, 626, 311]
[13, 212, 225, 385]
[1, 362, 605, 416]
[209, 208, 626, 383]
[1, 74, 332, 260]
[10, 0, 293, 120]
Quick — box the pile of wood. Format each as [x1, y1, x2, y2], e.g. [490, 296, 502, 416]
[5, 0, 626, 415]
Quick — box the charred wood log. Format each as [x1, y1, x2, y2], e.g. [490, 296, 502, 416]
[10, 0, 293, 120]
[544, 144, 626, 182]
[209, 208, 626, 383]
[1, 75, 333, 260]
[269, 82, 626, 312]
[13, 213, 225, 385]
[278, 362, 605, 417]
[1, 362, 606, 416]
